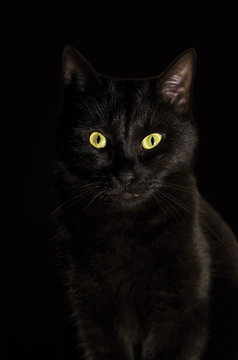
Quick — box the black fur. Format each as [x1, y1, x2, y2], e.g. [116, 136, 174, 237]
[53, 46, 238, 359]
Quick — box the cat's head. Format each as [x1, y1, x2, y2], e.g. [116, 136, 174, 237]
[56, 47, 198, 211]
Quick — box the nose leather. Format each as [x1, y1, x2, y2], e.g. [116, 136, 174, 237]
[118, 168, 135, 187]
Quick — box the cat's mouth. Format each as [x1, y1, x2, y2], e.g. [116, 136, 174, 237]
[102, 181, 151, 208]
[121, 191, 140, 200]
[106, 188, 144, 208]
[104, 186, 142, 205]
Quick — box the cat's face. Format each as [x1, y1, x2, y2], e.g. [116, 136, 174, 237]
[56, 48, 197, 211]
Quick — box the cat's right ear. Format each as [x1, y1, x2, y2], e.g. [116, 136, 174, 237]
[158, 49, 196, 114]
[62, 46, 98, 90]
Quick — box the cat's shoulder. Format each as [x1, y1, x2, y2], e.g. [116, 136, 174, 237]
[198, 194, 238, 272]
[198, 196, 236, 241]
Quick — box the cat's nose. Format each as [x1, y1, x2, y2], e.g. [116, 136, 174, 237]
[118, 168, 135, 187]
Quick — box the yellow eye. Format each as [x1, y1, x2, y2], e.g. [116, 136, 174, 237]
[142, 133, 162, 150]
[89, 132, 107, 149]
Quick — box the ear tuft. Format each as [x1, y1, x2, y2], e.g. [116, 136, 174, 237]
[62, 46, 97, 89]
[160, 49, 196, 113]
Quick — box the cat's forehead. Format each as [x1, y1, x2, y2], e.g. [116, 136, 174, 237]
[101, 78, 160, 132]
[78, 77, 167, 138]
[106, 78, 152, 104]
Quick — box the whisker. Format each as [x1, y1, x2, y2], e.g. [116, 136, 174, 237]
[158, 189, 193, 215]
[156, 187, 230, 252]
[52, 182, 102, 216]
[150, 193, 169, 218]
[154, 190, 183, 222]
[203, 222, 231, 253]
[162, 181, 197, 195]
[157, 191, 183, 221]
[84, 190, 105, 211]
[52, 192, 86, 216]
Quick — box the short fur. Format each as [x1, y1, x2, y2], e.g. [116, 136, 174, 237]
[53, 46, 238, 359]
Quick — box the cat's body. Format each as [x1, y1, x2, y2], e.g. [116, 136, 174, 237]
[53, 47, 238, 359]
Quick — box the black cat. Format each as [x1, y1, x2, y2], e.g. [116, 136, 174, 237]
[53, 46, 238, 359]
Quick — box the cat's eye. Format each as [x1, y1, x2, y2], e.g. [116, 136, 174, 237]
[89, 132, 107, 149]
[141, 133, 162, 150]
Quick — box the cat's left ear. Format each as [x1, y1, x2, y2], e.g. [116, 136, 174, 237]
[159, 49, 196, 113]
[62, 46, 98, 90]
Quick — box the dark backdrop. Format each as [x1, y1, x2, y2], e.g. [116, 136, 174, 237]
[4, 11, 237, 359]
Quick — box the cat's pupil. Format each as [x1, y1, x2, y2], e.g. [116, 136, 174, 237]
[151, 137, 155, 146]
[97, 135, 101, 144]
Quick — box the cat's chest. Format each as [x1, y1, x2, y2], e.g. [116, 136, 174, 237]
[94, 234, 149, 293]
[97, 235, 144, 356]
[76, 211, 192, 297]
[84, 219, 171, 293]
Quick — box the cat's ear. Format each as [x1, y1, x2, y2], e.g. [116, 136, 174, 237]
[62, 46, 98, 90]
[159, 49, 196, 113]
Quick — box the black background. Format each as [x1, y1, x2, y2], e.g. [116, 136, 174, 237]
[3, 8, 237, 359]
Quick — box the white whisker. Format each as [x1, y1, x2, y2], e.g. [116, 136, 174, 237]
[155, 186, 230, 252]
[84, 190, 105, 211]
[52, 182, 102, 216]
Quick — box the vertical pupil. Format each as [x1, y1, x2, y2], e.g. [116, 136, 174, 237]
[97, 135, 101, 144]
[151, 136, 155, 146]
